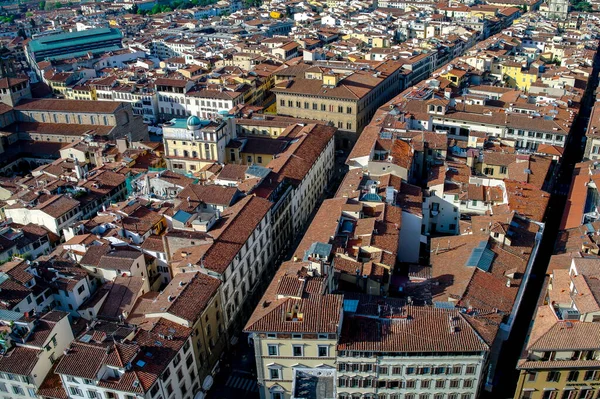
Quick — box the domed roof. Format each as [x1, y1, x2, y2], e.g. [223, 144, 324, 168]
[187, 115, 202, 128]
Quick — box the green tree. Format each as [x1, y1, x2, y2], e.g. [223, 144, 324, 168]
[572, 0, 593, 11]
[130, 3, 138, 13]
[38, 0, 45, 9]
[150, 3, 161, 13]
[54, 1, 62, 8]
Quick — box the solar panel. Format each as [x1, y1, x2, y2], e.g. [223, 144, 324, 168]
[465, 241, 495, 272]
[434, 301, 455, 309]
[477, 248, 495, 272]
[343, 299, 359, 313]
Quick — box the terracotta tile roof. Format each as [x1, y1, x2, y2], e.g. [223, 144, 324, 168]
[176, 184, 238, 211]
[15, 98, 122, 114]
[338, 306, 489, 353]
[38, 362, 68, 399]
[80, 244, 111, 267]
[267, 124, 335, 184]
[245, 261, 342, 334]
[35, 195, 79, 218]
[561, 161, 595, 230]
[529, 319, 600, 351]
[98, 276, 145, 320]
[0, 346, 41, 376]
[146, 272, 220, 324]
[504, 180, 550, 222]
[139, 235, 165, 252]
[295, 198, 348, 259]
[202, 195, 271, 274]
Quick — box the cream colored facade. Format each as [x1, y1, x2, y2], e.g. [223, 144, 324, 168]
[273, 63, 404, 149]
[514, 257, 600, 399]
[163, 117, 233, 174]
[144, 273, 226, 391]
[254, 333, 338, 399]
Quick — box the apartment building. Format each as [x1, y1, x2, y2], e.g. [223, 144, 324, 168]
[266, 123, 336, 235]
[293, 196, 401, 296]
[561, 161, 600, 229]
[337, 298, 489, 399]
[430, 211, 544, 390]
[163, 116, 233, 174]
[7, 98, 148, 143]
[245, 257, 342, 399]
[155, 78, 244, 121]
[584, 102, 600, 161]
[429, 101, 570, 150]
[166, 194, 274, 338]
[514, 257, 600, 399]
[5, 195, 81, 236]
[0, 311, 74, 399]
[144, 272, 225, 392]
[0, 260, 54, 314]
[272, 61, 404, 148]
[55, 318, 200, 399]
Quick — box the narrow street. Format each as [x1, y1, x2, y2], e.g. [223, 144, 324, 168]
[488, 47, 600, 399]
[206, 152, 349, 399]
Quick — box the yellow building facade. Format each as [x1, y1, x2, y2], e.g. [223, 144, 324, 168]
[502, 63, 538, 91]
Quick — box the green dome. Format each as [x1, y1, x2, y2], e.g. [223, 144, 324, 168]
[187, 115, 202, 128]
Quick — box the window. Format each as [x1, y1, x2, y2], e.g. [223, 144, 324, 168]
[347, 107, 352, 114]
[77, 284, 85, 295]
[292, 334, 302, 339]
[435, 380, 445, 389]
[87, 391, 99, 398]
[69, 387, 83, 397]
[271, 393, 283, 399]
[318, 345, 328, 357]
[321, 104, 326, 111]
[420, 380, 431, 389]
[465, 365, 476, 374]
[292, 345, 303, 356]
[450, 379, 460, 388]
[584, 370, 599, 380]
[568, 371, 579, 381]
[257, 156, 262, 163]
[406, 380, 416, 388]
[542, 391, 557, 399]
[547, 371, 561, 382]
[463, 379, 473, 388]
[313, 103, 317, 110]
[0, 383, 5, 393]
[267, 344, 278, 356]
[269, 368, 281, 380]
